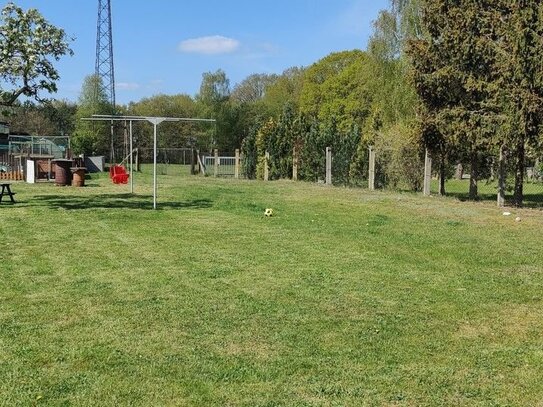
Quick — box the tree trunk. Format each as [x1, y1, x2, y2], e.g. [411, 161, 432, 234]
[513, 137, 525, 207]
[190, 148, 195, 175]
[469, 151, 478, 200]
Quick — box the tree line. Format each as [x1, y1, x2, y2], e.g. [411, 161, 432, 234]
[2, 1, 542, 206]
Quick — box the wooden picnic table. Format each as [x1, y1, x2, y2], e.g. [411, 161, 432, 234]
[0, 183, 16, 204]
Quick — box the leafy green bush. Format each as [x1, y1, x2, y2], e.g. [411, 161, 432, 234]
[373, 122, 424, 191]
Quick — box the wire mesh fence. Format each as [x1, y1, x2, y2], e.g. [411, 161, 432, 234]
[111, 144, 543, 208]
[137, 148, 195, 176]
[428, 157, 543, 207]
[253, 146, 543, 208]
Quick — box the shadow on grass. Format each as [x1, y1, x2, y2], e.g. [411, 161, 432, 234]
[445, 191, 543, 208]
[28, 193, 213, 211]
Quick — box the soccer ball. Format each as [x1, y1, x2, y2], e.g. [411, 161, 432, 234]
[264, 208, 273, 217]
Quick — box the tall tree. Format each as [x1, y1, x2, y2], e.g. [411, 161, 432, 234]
[127, 94, 200, 149]
[72, 74, 111, 155]
[390, 0, 424, 40]
[43, 99, 77, 136]
[261, 67, 305, 118]
[498, 1, 543, 206]
[407, 0, 502, 199]
[8, 101, 56, 136]
[196, 69, 239, 151]
[8, 99, 76, 137]
[0, 2, 73, 109]
[231, 73, 278, 104]
[299, 50, 374, 133]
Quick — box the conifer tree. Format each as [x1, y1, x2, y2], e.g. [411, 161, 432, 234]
[407, 0, 502, 199]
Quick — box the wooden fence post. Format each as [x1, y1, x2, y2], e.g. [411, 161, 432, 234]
[264, 151, 269, 181]
[214, 149, 219, 177]
[368, 146, 375, 191]
[497, 145, 506, 207]
[234, 149, 240, 179]
[325, 147, 332, 185]
[423, 149, 432, 196]
[192, 148, 196, 175]
[292, 146, 298, 181]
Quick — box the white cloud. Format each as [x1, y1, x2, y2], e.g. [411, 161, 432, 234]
[178, 35, 240, 55]
[116, 82, 140, 91]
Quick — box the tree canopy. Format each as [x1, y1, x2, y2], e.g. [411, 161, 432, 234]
[0, 2, 73, 108]
[407, 0, 543, 205]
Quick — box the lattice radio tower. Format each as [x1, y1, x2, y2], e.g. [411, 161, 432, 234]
[95, 0, 117, 161]
[95, 0, 115, 109]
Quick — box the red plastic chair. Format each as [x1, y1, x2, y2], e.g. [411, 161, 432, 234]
[109, 165, 129, 184]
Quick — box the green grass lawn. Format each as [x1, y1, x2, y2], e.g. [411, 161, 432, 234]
[2, 172, 543, 406]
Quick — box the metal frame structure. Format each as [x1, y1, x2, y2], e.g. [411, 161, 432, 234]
[82, 115, 215, 210]
[95, 0, 115, 108]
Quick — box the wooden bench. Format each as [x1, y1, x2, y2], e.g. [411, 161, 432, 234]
[0, 183, 16, 204]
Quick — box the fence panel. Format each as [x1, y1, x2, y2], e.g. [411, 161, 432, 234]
[0, 151, 23, 181]
[203, 154, 237, 177]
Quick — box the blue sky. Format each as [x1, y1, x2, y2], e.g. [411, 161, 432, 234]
[7, 0, 389, 105]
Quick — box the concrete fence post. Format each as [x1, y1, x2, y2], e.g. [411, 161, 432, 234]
[368, 146, 375, 191]
[292, 146, 298, 181]
[497, 145, 506, 207]
[134, 148, 140, 172]
[234, 149, 240, 179]
[264, 151, 269, 181]
[423, 148, 432, 196]
[214, 149, 219, 177]
[325, 147, 332, 185]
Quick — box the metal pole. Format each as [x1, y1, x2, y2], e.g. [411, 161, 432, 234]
[153, 122, 157, 210]
[129, 120, 133, 194]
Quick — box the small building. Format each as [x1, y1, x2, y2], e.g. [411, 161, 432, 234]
[6, 134, 71, 182]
